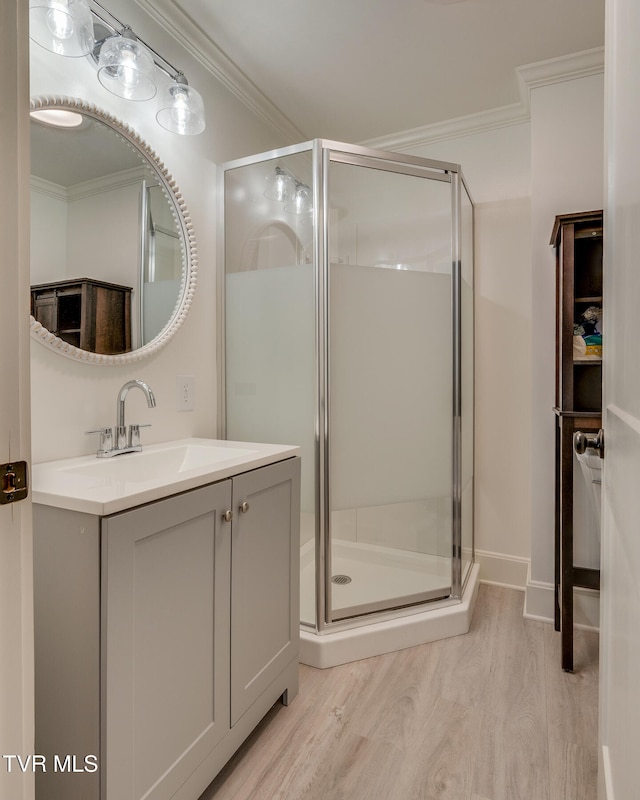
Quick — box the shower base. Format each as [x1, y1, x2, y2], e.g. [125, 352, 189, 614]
[299, 538, 480, 668]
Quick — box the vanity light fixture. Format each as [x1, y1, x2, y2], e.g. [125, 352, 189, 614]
[156, 73, 205, 136]
[29, 0, 95, 58]
[96, 25, 157, 101]
[264, 166, 296, 203]
[29, 0, 206, 134]
[265, 167, 312, 214]
[285, 180, 313, 215]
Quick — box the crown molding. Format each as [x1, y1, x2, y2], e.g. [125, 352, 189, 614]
[516, 46, 605, 111]
[133, 0, 305, 145]
[30, 174, 67, 202]
[360, 47, 605, 152]
[359, 102, 530, 152]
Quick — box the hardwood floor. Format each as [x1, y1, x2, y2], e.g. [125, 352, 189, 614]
[200, 585, 599, 800]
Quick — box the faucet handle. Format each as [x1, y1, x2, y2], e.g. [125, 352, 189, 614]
[115, 425, 128, 451]
[85, 427, 113, 455]
[128, 423, 151, 448]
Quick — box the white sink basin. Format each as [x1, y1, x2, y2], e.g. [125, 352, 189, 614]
[33, 438, 299, 515]
[61, 442, 259, 484]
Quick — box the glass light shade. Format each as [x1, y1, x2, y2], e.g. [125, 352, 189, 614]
[286, 181, 313, 215]
[264, 167, 296, 202]
[97, 32, 157, 101]
[156, 80, 206, 135]
[29, 0, 95, 57]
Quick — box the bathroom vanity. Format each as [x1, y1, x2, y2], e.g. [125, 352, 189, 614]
[32, 439, 300, 800]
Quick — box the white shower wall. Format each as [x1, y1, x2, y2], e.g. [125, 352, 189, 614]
[330, 262, 452, 558]
[226, 261, 454, 558]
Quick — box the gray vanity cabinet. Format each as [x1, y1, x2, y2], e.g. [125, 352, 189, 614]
[102, 480, 232, 800]
[230, 458, 301, 726]
[33, 456, 300, 800]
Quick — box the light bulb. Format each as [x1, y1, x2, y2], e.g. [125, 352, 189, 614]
[117, 46, 140, 93]
[170, 85, 191, 128]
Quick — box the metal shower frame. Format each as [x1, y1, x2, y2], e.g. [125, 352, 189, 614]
[219, 138, 474, 634]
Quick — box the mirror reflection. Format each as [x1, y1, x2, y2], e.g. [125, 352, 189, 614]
[30, 106, 184, 356]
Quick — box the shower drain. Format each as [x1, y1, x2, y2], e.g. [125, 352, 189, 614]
[332, 574, 352, 585]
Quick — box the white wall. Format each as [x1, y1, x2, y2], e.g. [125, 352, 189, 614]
[527, 74, 604, 622]
[30, 186, 67, 282]
[400, 76, 604, 601]
[29, 0, 286, 464]
[405, 122, 533, 589]
[474, 197, 533, 577]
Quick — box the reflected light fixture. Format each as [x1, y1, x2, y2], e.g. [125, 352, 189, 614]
[264, 167, 296, 203]
[29, 0, 206, 134]
[97, 26, 157, 101]
[30, 108, 85, 127]
[29, 0, 95, 57]
[156, 73, 205, 135]
[286, 180, 313, 215]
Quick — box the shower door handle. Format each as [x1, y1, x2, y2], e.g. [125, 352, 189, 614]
[573, 428, 604, 458]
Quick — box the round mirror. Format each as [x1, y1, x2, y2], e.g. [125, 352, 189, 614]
[29, 96, 197, 364]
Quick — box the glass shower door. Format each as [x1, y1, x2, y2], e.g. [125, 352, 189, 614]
[326, 154, 454, 621]
[223, 150, 317, 626]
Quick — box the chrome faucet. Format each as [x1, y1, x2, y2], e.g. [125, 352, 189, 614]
[117, 379, 156, 429]
[86, 379, 156, 458]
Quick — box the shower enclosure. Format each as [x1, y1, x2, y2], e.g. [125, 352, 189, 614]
[220, 140, 475, 662]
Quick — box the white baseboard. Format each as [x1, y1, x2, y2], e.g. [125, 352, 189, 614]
[524, 569, 600, 631]
[474, 548, 529, 591]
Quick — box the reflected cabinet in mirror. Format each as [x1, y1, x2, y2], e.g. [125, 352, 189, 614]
[29, 96, 197, 364]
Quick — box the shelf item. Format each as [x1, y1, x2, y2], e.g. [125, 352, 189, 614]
[31, 277, 132, 355]
[550, 210, 603, 672]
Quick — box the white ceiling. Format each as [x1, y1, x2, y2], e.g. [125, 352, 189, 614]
[167, 0, 605, 144]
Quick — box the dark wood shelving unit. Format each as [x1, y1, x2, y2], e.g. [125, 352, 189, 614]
[31, 277, 132, 355]
[550, 210, 603, 672]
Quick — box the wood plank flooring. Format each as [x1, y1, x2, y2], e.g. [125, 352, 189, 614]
[199, 585, 599, 800]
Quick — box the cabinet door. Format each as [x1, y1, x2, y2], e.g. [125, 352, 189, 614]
[101, 481, 232, 800]
[32, 290, 57, 333]
[231, 457, 300, 726]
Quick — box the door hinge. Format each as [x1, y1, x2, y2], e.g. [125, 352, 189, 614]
[1, 461, 29, 505]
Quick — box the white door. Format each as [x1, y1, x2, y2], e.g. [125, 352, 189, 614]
[598, 1, 640, 797]
[0, 2, 34, 800]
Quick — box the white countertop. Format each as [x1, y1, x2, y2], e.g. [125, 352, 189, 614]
[32, 438, 300, 516]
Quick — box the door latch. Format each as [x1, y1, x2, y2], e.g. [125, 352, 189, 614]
[1, 461, 29, 505]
